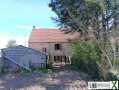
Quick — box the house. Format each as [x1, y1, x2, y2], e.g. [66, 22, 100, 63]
[1, 45, 47, 72]
[29, 27, 80, 64]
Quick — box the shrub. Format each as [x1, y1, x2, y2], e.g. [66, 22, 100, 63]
[47, 62, 53, 69]
[71, 40, 101, 79]
[107, 72, 119, 80]
[31, 67, 48, 73]
[19, 68, 31, 74]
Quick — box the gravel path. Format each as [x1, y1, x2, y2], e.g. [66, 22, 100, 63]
[0, 70, 89, 90]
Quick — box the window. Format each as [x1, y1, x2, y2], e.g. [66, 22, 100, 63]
[54, 56, 57, 62]
[54, 56, 69, 63]
[42, 48, 47, 52]
[54, 56, 62, 62]
[55, 44, 62, 50]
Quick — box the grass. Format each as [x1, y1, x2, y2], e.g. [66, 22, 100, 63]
[22, 67, 52, 72]
[32, 68, 50, 73]
[112, 59, 119, 74]
[18, 68, 51, 76]
[109, 59, 119, 79]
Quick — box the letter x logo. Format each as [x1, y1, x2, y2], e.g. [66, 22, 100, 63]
[112, 81, 117, 89]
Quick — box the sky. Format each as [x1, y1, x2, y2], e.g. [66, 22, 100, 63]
[0, 0, 56, 49]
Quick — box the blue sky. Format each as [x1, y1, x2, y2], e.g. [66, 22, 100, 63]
[0, 0, 56, 48]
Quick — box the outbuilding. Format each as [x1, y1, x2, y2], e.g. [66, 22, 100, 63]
[1, 45, 47, 72]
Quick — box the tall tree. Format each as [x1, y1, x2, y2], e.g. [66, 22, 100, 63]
[49, 0, 119, 79]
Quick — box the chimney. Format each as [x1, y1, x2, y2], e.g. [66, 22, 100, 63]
[33, 26, 35, 29]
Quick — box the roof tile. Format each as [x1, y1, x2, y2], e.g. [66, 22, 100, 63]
[29, 28, 80, 43]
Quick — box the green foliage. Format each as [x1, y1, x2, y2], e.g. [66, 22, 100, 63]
[47, 62, 53, 69]
[49, 0, 118, 32]
[112, 59, 119, 75]
[113, 59, 119, 66]
[49, 0, 119, 80]
[49, 0, 102, 33]
[71, 40, 101, 79]
[31, 68, 48, 73]
[19, 67, 49, 74]
[19, 68, 31, 75]
[6, 40, 17, 48]
[0, 67, 5, 74]
[106, 72, 119, 80]
[0, 63, 4, 74]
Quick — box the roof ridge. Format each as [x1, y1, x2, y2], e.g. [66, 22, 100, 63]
[32, 28, 59, 30]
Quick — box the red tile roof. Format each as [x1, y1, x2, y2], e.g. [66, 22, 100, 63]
[29, 28, 80, 43]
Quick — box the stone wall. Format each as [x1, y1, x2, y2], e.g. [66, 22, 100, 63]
[29, 42, 72, 62]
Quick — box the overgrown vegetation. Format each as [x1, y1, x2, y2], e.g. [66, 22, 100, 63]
[71, 40, 118, 80]
[71, 40, 101, 79]
[18, 68, 49, 75]
[49, 0, 119, 80]
[31, 68, 49, 73]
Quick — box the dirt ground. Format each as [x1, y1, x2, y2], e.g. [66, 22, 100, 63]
[0, 70, 89, 90]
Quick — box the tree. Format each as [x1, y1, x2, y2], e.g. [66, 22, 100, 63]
[72, 40, 101, 79]
[49, 0, 102, 34]
[6, 40, 17, 48]
[49, 0, 119, 80]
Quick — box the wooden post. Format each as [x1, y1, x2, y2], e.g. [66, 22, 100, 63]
[69, 56, 71, 64]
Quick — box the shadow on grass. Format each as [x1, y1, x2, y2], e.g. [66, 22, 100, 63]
[0, 70, 88, 90]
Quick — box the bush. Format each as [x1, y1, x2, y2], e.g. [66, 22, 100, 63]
[31, 68, 48, 73]
[47, 62, 53, 69]
[19, 68, 31, 74]
[107, 72, 119, 80]
[71, 40, 101, 79]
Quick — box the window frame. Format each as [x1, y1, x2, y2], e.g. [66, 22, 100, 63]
[42, 48, 47, 52]
[54, 44, 62, 50]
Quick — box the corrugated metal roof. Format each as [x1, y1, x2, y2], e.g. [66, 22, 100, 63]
[2, 45, 47, 70]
